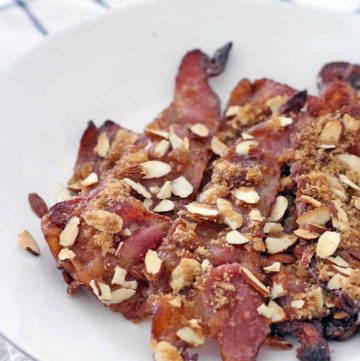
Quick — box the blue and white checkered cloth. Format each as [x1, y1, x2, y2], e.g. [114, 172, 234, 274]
[0, 0, 359, 359]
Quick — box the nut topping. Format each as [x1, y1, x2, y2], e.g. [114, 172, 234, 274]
[146, 128, 170, 139]
[157, 181, 172, 199]
[336, 153, 360, 174]
[342, 114, 360, 132]
[111, 266, 127, 285]
[210, 136, 228, 156]
[170, 258, 201, 292]
[271, 282, 287, 299]
[55, 183, 72, 202]
[296, 206, 331, 227]
[154, 140, 171, 157]
[185, 202, 219, 218]
[226, 230, 250, 245]
[257, 304, 274, 319]
[263, 262, 281, 273]
[58, 248, 75, 260]
[265, 235, 297, 254]
[318, 120, 342, 145]
[94, 132, 110, 157]
[267, 196, 288, 222]
[235, 140, 258, 155]
[171, 176, 193, 198]
[145, 250, 163, 276]
[104, 288, 136, 304]
[268, 301, 286, 323]
[89, 280, 112, 302]
[81, 172, 99, 187]
[153, 341, 182, 361]
[59, 217, 80, 247]
[327, 255, 349, 268]
[190, 123, 209, 137]
[84, 210, 123, 233]
[291, 300, 305, 309]
[153, 199, 175, 213]
[277, 116, 293, 127]
[339, 174, 360, 191]
[293, 228, 319, 240]
[124, 178, 151, 199]
[327, 273, 348, 290]
[176, 322, 205, 347]
[169, 126, 185, 150]
[300, 195, 322, 208]
[18, 230, 40, 256]
[354, 197, 360, 210]
[241, 266, 270, 297]
[233, 187, 260, 204]
[316, 231, 341, 259]
[216, 198, 243, 230]
[142, 161, 172, 179]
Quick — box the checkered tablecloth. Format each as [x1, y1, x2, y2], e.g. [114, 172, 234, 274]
[1, 0, 359, 360]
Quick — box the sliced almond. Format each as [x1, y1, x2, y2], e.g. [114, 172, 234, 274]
[266, 95, 287, 113]
[211, 136, 228, 156]
[318, 119, 342, 145]
[111, 266, 127, 285]
[169, 126, 185, 150]
[142, 161, 171, 179]
[55, 183, 72, 202]
[327, 255, 349, 268]
[226, 230, 250, 245]
[277, 116, 293, 127]
[169, 296, 182, 308]
[300, 195, 322, 208]
[249, 208, 265, 222]
[94, 132, 110, 157]
[233, 187, 260, 204]
[190, 123, 209, 137]
[327, 273, 348, 290]
[336, 153, 360, 174]
[268, 301, 286, 322]
[104, 288, 136, 304]
[339, 174, 360, 191]
[199, 184, 229, 204]
[316, 231, 341, 259]
[354, 197, 360, 210]
[216, 198, 243, 230]
[241, 132, 254, 140]
[146, 128, 169, 139]
[59, 217, 80, 247]
[318, 144, 336, 149]
[185, 202, 219, 218]
[296, 206, 331, 227]
[241, 266, 270, 297]
[153, 199, 174, 213]
[315, 287, 324, 309]
[58, 248, 75, 260]
[235, 140, 258, 155]
[263, 222, 283, 234]
[171, 176, 193, 198]
[257, 304, 274, 319]
[89, 280, 112, 302]
[201, 259, 212, 273]
[145, 250, 163, 276]
[331, 265, 352, 277]
[307, 223, 327, 234]
[176, 325, 205, 347]
[342, 114, 360, 132]
[291, 300, 305, 309]
[157, 181, 172, 199]
[271, 282, 287, 299]
[263, 262, 281, 273]
[84, 210, 123, 233]
[267, 196, 288, 222]
[170, 258, 201, 292]
[326, 175, 347, 201]
[330, 199, 349, 232]
[154, 140, 171, 157]
[293, 228, 319, 240]
[18, 230, 40, 256]
[265, 235, 297, 254]
[153, 341, 183, 361]
[143, 199, 153, 210]
[225, 105, 241, 118]
[81, 172, 99, 187]
[124, 178, 151, 199]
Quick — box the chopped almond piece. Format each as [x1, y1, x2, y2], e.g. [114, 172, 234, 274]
[146, 128, 170, 139]
[263, 222, 283, 234]
[339, 174, 360, 191]
[257, 304, 274, 319]
[271, 282, 287, 299]
[331, 265, 352, 277]
[226, 230, 250, 245]
[225, 105, 241, 118]
[354, 197, 360, 210]
[266, 95, 287, 113]
[241, 132, 254, 140]
[249, 208, 265, 222]
[268, 301, 286, 323]
[169, 126, 185, 150]
[190, 123, 209, 137]
[104, 288, 136, 304]
[267, 196, 288, 222]
[211, 136, 228, 156]
[142, 161, 172, 179]
[235, 140, 258, 155]
[265, 235, 297, 254]
[18, 230, 40, 256]
[342, 114, 360, 131]
[124, 178, 151, 199]
[111, 266, 127, 285]
[233, 187, 260, 204]
[55, 183, 72, 202]
[318, 120, 342, 145]
[94, 132, 110, 157]
[154, 140, 171, 157]
[143, 199, 153, 210]
[201, 259, 212, 273]
[316, 231, 341, 259]
[81, 172, 99, 187]
[277, 116, 293, 127]
[145, 250, 163, 276]
[59, 217, 80, 247]
[170, 258, 201, 292]
[153, 341, 183, 361]
[293, 228, 319, 240]
[330, 199, 349, 232]
[216, 198, 243, 230]
[157, 181, 172, 199]
[171, 176, 193, 198]
[58, 248, 75, 260]
[169, 296, 182, 308]
[296, 206, 330, 227]
[336, 153, 360, 174]
[315, 287, 324, 309]
[89, 280, 112, 302]
[241, 266, 270, 297]
[326, 175, 347, 201]
[153, 199, 175, 213]
[84, 210, 123, 233]
[263, 262, 281, 273]
[327, 273, 348, 290]
[327, 256, 349, 268]
[185, 202, 219, 218]
[291, 300, 305, 309]
[300, 195, 322, 208]
[176, 324, 205, 347]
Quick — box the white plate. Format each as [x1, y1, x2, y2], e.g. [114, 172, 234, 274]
[0, 0, 359, 360]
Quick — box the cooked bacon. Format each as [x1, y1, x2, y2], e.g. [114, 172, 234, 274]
[28, 192, 49, 218]
[273, 321, 330, 361]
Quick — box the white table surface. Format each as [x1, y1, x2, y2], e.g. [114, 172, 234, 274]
[0, 0, 359, 360]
